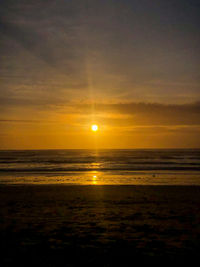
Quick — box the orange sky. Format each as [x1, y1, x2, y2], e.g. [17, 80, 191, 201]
[1, 102, 200, 149]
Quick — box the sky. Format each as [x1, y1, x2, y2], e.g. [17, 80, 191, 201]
[0, 0, 200, 149]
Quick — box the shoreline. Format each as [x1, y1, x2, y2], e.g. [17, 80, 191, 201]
[1, 170, 200, 186]
[1, 183, 200, 187]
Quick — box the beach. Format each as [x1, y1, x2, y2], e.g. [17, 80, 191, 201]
[1, 185, 200, 266]
[1, 0, 200, 265]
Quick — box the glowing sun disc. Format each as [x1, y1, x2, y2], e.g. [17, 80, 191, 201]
[91, 124, 98, 132]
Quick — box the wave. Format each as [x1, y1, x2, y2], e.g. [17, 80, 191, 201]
[0, 149, 199, 173]
[1, 166, 200, 172]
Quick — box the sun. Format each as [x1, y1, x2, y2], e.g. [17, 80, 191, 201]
[91, 124, 98, 132]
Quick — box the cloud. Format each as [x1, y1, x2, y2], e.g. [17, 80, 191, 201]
[75, 101, 200, 114]
[0, 14, 83, 70]
[75, 102, 200, 126]
[0, 119, 55, 123]
[0, 0, 200, 120]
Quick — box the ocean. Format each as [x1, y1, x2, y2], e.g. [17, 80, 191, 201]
[0, 149, 200, 185]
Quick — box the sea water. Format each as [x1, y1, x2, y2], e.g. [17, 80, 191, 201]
[0, 149, 200, 185]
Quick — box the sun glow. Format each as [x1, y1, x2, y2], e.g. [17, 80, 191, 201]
[91, 124, 98, 132]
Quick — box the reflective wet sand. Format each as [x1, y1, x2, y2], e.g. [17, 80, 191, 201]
[1, 170, 200, 185]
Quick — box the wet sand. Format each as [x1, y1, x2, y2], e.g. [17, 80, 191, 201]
[0, 185, 200, 266]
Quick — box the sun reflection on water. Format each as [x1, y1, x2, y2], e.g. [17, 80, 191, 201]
[92, 172, 98, 184]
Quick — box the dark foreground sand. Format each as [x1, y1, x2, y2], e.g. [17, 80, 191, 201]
[0, 185, 200, 266]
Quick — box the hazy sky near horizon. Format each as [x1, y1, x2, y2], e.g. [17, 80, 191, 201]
[0, 0, 200, 148]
